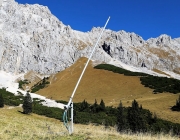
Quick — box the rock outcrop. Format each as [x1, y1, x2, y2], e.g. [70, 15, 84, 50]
[0, 0, 179, 75]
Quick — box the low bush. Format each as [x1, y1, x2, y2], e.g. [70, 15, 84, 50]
[32, 102, 63, 120]
[140, 76, 180, 94]
[0, 88, 23, 106]
[31, 77, 50, 93]
[171, 95, 180, 111]
[18, 79, 30, 89]
[94, 64, 147, 76]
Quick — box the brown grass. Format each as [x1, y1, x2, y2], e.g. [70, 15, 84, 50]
[132, 47, 141, 53]
[0, 106, 179, 140]
[76, 40, 91, 50]
[152, 69, 171, 77]
[0, 106, 66, 140]
[21, 71, 42, 90]
[173, 68, 180, 75]
[148, 48, 172, 59]
[37, 57, 180, 124]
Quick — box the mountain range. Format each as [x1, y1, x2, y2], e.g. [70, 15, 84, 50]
[0, 0, 179, 80]
[0, 0, 179, 128]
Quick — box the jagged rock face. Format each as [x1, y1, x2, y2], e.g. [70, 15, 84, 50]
[0, 0, 180, 74]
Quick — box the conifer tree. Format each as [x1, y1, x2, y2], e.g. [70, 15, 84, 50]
[117, 101, 127, 132]
[176, 95, 180, 108]
[0, 93, 4, 108]
[23, 92, 32, 114]
[100, 99, 105, 111]
[91, 99, 98, 113]
[174, 95, 180, 111]
[80, 100, 89, 111]
[127, 100, 146, 132]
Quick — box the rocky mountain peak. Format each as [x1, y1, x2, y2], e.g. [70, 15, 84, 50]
[147, 34, 172, 46]
[0, 0, 179, 76]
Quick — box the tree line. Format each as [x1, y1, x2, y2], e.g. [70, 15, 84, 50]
[0, 88, 180, 135]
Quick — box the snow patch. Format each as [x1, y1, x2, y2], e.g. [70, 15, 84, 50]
[0, 71, 65, 109]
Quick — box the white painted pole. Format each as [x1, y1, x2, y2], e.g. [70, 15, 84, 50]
[66, 17, 110, 109]
[70, 102, 73, 134]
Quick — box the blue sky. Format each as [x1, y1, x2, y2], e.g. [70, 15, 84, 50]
[16, 0, 180, 40]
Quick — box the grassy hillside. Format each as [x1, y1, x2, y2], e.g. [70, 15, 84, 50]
[0, 106, 179, 140]
[37, 57, 180, 124]
[95, 64, 180, 94]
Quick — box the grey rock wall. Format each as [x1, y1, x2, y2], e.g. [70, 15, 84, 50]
[0, 0, 179, 74]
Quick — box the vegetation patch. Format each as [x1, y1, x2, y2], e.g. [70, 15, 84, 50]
[117, 100, 180, 134]
[171, 95, 180, 111]
[94, 64, 147, 76]
[18, 79, 30, 89]
[1, 87, 180, 136]
[0, 93, 4, 108]
[0, 88, 23, 106]
[73, 99, 117, 126]
[94, 64, 180, 94]
[72, 99, 180, 135]
[140, 75, 180, 94]
[2, 108, 179, 140]
[32, 101, 63, 120]
[31, 77, 50, 93]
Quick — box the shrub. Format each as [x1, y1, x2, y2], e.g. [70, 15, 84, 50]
[140, 76, 180, 94]
[31, 77, 49, 93]
[18, 79, 30, 89]
[0, 88, 23, 106]
[94, 64, 147, 76]
[32, 102, 63, 120]
[0, 93, 4, 108]
[171, 95, 180, 111]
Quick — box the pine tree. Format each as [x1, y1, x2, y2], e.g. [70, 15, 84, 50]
[171, 95, 180, 111]
[127, 100, 146, 132]
[23, 92, 32, 114]
[117, 101, 127, 132]
[80, 100, 89, 111]
[0, 93, 4, 108]
[91, 99, 98, 113]
[176, 95, 180, 108]
[99, 99, 105, 111]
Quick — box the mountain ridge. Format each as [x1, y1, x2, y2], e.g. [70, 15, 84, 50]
[0, 0, 179, 77]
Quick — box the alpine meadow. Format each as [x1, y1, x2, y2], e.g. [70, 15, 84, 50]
[0, 0, 180, 139]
